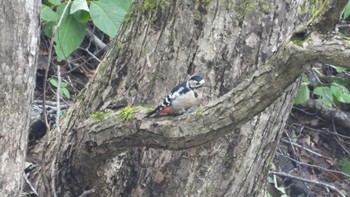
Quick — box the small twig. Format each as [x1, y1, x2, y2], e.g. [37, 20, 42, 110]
[23, 174, 39, 197]
[65, 49, 105, 74]
[269, 171, 346, 197]
[332, 117, 350, 156]
[49, 87, 69, 106]
[33, 100, 69, 109]
[46, 2, 72, 197]
[276, 152, 350, 179]
[79, 47, 102, 62]
[43, 0, 71, 134]
[78, 189, 95, 197]
[281, 139, 331, 159]
[284, 130, 299, 165]
[291, 123, 350, 140]
[40, 152, 51, 197]
[86, 29, 107, 49]
[50, 66, 62, 197]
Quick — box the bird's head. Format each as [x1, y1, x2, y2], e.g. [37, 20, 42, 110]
[188, 75, 205, 89]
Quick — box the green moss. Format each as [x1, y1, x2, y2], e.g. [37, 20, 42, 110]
[123, 6, 135, 23]
[141, 0, 157, 11]
[98, 63, 107, 74]
[292, 37, 304, 47]
[259, 2, 276, 14]
[100, 76, 108, 83]
[146, 107, 154, 113]
[76, 93, 83, 101]
[298, 0, 325, 18]
[194, 110, 203, 119]
[167, 35, 175, 46]
[235, 0, 258, 21]
[291, 29, 309, 47]
[89, 111, 113, 121]
[119, 106, 143, 121]
[115, 42, 122, 50]
[202, 0, 212, 6]
[150, 70, 158, 87]
[141, 47, 145, 55]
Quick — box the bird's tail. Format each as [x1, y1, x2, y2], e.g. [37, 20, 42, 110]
[146, 105, 163, 117]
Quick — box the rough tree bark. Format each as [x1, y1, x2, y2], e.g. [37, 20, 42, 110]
[0, 0, 40, 196]
[27, 0, 349, 196]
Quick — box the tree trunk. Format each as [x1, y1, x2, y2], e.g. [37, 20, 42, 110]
[28, 0, 348, 196]
[0, 0, 40, 196]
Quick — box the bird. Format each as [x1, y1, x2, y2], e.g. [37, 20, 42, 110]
[147, 75, 206, 117]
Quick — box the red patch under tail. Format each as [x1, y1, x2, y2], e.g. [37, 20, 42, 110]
[159, 107, 176, 114]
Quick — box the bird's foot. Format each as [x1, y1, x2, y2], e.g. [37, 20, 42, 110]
[178, 109, 194, 120]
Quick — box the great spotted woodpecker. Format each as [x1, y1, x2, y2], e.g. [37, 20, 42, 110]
[147, 75, 206, 117]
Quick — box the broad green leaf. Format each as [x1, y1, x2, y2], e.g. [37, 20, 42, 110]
[70, 0, 89, 14]
[335, 66, 347, 73]
[44, 21, 56, 37]
[294, 83, 310, 105]
[314, 86, 333, 107]
[314, 86, 332, 99]
[54, 3, 86, 61]
[49, 79, 58, 88]
[301, 74, 310, 84]
[277, 186, 286, 195]
[90, 0, 131, 37]
[41, 4, 58, 22]
[73, 10, 91, 23]
[62, 88, 71, 99]
[267, 176, 274, 183]
[331, 83, 350, 103]
[61, 82, 68, 88]
[341, 93, 350, 103]
[317, 98, 333, 107]
[48, 0, 61, 6]
[343, 1, 350, 20]
[116, 0, 132, 11]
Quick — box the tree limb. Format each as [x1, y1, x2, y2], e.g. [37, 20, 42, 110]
[76, 32, 350, 154]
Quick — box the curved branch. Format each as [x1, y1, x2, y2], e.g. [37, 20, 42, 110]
[73, 0, 350, 162]
[29, 0, 346, 172]
[75, 38, 350, 162]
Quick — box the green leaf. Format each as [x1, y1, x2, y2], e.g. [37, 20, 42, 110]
[267, 176, 274, 183]
[301, 74, 310, 84]
[70, 0, 90, 14]
[62, 88, 71, 99]
[73, 10, 91, 23]
[335, 66, 347, 73]
[90, 0, 131, 37]
[49, 79, 58, 88]
[318, 98, 333, 107]
[314, 86, 333, 107]
[61, 82, 68, 88]
[44, 21, 56, 37]
[54, 3, 86, 61]
[41, 4, 58, 22]
[340, 158, 350, 175]
[331, 83, 350, 103]
[48, 0, 61, 6]
[294, 83, 310, 105]
[343, 1, 350, 20]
